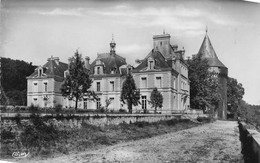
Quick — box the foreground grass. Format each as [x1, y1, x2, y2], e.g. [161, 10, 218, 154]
[1, 116, 211, 160]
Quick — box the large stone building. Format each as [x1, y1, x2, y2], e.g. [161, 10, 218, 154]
[132, 32, 190, 113]
[197, 31, 228, 119]
[27, 32, 190, 113]
[27, 57, 68, 108]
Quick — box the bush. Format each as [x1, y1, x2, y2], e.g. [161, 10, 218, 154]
[100, 107, 105, 113]
[20, 114, 59, 153]
[134, 121, 150, 128]
[14, 113, 22, 125]
[28, 104, 39, 113]
[119, 108, 127, 113]
[197, 116, 212, 123]
[0, 105, 7, 112]
[14, 106, 20, 112]
[55, 104, 63, 113]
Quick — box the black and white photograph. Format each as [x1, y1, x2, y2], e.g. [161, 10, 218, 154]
[1, 0, 260, 162]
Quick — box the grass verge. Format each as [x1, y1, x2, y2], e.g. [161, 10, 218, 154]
[1, 116, 211, 160]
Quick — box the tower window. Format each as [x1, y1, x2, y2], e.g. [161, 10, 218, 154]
[160, 41, 162, 46]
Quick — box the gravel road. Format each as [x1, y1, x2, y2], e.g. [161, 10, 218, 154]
[22, 120, 244, 163]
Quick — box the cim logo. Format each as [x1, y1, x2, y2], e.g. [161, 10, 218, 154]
[12, 151, 30, 158]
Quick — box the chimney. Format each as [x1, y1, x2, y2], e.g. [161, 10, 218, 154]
[68, 57, 73, 69]
[47, 56, 60, 65]
[85, 56, 90, 70]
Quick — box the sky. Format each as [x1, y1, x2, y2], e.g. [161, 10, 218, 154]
[1, 0, 260, 105]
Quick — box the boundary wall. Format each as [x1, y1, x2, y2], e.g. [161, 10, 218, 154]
[0, 113, 204, 128]
[238, 121, 260, 163]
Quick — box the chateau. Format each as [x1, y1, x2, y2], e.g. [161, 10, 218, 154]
[27, 32, 227, 115]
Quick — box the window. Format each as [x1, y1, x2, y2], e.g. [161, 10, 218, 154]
[96, 98, 101, 110]
[141, 77, 147, 88]
[173, 78, 176, 89]
[110, 81, 114, 91]
[97, 82, 100, 91]
[38, 68, 42, 77]
[160, 41, 162, 46]
[141, 96, 147, 110]
[148, 57, 154, 70]
[149, 61, 153, 69]
[44, 82, 47, 92]
[109, 97, 114, 109]
[33, 82, 38, 92]
[84, 98, 88, 109]
[64, 70, 69, 78]
[97, 67, 100, 74]
[155, 77, 162, 88]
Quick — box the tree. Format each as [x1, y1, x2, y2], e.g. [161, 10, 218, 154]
[149, 87, 163, 113]
[1, 57, 36, 106]
[60, 50, 96, 110]
[105, 98, 111, 112]
[120, 73, 140, 113]
[227, 77, 245, 117]
[187, 56, 221, 114]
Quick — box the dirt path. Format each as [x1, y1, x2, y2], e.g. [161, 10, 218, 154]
[23, 120, 244, 163]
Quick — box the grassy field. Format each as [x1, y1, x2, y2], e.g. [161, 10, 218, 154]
[1, 115, 210, 160]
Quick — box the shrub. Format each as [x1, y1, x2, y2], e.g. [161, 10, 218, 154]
[197, 116, 212, 123]
[28, 104, 39, 113]
[14, 106, 20, 112]
[134, 121, 150, 128]
[100, 107, 105, 113]
[20, 114, 59, 152]
[14, 113, 22, 125]
[55, 104, 63, 113]
[1, 126, 16, 140]
[119, 108, 127, 113]
[0, 106, 7, 112]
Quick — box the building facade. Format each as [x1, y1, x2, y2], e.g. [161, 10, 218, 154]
[27, 33, 190, 113]
[27, 57, 68, 108]
[132, 32, 190, 113]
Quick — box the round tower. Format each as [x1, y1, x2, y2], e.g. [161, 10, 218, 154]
[197, 31, 228, 119]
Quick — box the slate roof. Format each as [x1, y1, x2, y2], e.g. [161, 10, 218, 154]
[134, 50, 172, 72]
[90, 53, 127, 75]
[27, 58, 68, 81]
[197, 34, 226, 68]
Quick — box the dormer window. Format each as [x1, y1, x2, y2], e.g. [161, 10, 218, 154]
[38, 67, 43, 77]
[148, 57, 155, 70]
[97, 67, 100, 74]
[127, 65, 132, 74]
[95, 59, 103, 75]
[64, 70, 69, 78]
[96, 60, 101, 65]
[111, 67, 117, 74]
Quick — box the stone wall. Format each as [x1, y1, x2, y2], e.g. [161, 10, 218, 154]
[238, 121, 260, 162]
[0, 113, 202, 129]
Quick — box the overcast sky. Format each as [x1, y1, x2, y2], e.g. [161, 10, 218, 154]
[1, 0, 260, 105]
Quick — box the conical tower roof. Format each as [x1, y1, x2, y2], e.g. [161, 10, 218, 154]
[197, 33, 226, 68]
